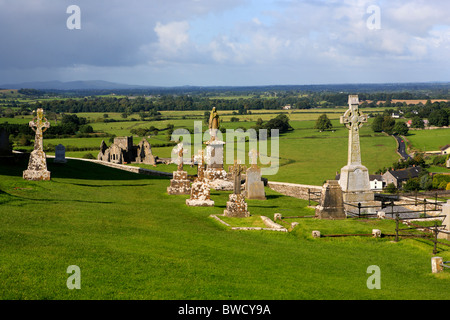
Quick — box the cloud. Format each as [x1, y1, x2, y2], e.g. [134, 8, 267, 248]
[0, 0, 449, 85]
[153, 21, 190, 56]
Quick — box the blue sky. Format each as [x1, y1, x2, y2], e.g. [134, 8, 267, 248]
[0, 0, 449, 87]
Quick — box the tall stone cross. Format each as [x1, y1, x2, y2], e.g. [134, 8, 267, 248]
[340, 95, 367, 166]
[194, 149, 205, 180]
[249, 149, 259, 168]
[30, 108, 50, 152]
[175, 143, 187, 171]
[228, 160, 246, 195]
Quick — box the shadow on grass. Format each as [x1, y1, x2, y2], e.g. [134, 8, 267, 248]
[0, 156, 171, 181]
[53, 181, 157, 188]
[265, 194, 284, 200]
[0, 188, 114, 205]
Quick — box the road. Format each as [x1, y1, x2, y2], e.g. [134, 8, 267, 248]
[393, 135, 411, 160]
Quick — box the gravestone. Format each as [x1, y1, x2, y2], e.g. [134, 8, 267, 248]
[54, 144, 67, 163]
[186, 149, 214, 207]
[167, 143, 191, 195]
[338, 95, 374, 205]
[245, 149, 266, 200]
[23, 108, 51, 180]
[224, 160, 249, 218]
[315, 180, 346, 219]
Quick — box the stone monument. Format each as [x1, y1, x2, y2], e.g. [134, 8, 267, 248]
[204, 107, 233, 190]
[224, 160, 250, 218]
[338, 95, 374, 205]
[54, 144, 67, 163]
[23, 108, 51, 181]
[186, 149, 214, 207]
[167, 143, 191, 195]
[245, 149, 266, 200]
[315, 180, 346, 219]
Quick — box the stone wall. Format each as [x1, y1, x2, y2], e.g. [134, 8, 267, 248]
[267, 181, 321, 201]
[48, 155, 173, 178]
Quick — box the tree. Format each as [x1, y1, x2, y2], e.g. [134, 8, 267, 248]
[419, 175, 433, 191]
[79, 124, 94, 134]
[411, 116, 424, 129]
[256, 118, 263, 126]
[385, 183, 397, 194]
[382, 116, 396, 134]
[432, 174, 450, 189]
[314, 114, 332, 131]
[392, 121, 409, 135]
[263, 114, 293, 134]
[203, 111, 210, 125]
[403, 178, 420, 192]
[371, 115, 384, 132]
[428, 109, 449, 127]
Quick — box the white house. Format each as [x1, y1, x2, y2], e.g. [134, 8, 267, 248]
[369, 175, 384, 191]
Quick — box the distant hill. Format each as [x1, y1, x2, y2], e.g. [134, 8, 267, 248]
[0, 80, 449, 95]
[0, 80, 149, 90]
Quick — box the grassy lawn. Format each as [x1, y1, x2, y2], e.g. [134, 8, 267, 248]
[406, 128, 450, 152]
[0, 158, 449, 300]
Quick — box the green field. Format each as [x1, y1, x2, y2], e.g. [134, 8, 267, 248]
[0, 158, 449, 300]
[405, 128, 450, 152]
[5, 108, 448, 185]
[2, 109, 403, 186]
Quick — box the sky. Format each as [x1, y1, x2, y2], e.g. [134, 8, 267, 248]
[0, 0, 449, 87]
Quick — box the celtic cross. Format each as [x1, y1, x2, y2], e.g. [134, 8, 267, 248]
[193, 149, 205, 180]
[228, 160, 247, 195]
[29, 108, 50, 152]
[340, 95, 367, 166]
[249, 149, 259, 168]
[175, 143, 187, 171]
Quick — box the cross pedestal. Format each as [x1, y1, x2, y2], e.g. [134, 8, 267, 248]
[204, 139, 233, 191]
[168, 143, 191, 195]
[224, 160, 249, 217]
[186, 149, 214, 207]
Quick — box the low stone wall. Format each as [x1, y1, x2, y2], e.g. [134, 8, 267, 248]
[267, 181, 321, 201]
[48, 155, 173, 178]
[96, 160, 173, 177]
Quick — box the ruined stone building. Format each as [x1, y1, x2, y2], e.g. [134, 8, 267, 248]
[98, 136, 156, 165]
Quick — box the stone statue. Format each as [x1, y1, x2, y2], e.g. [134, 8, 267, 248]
[208, 107, 220, 140]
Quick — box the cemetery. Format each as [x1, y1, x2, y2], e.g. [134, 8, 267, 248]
[0, 98, 449, 300]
